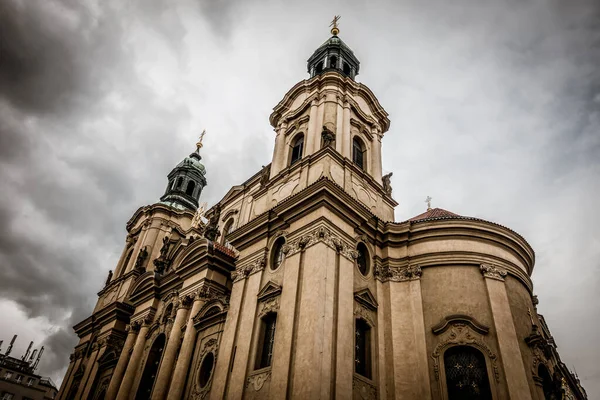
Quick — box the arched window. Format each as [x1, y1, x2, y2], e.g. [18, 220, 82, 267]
[270, 237, 286, 271]
[222, 218, 234, 245]
[135, 334, 166, 400]
[176, 177, 183, 189]
[343, 62, 351, 75]
[290, 134, 304, 166]
[538, 364, 554, 400]
[356, 242, 369, 276]
[352, 137, 366, 170]
[255, 313, 277, 369]
[120, 248, 134, 275]
[444, 346, 492, 400]
[315, 61, 324, 74]
[185, 180, 196, 196]
[329, 55, 338, 69]
[355, 319, 372, 379]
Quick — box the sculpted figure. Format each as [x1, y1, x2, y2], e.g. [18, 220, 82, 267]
[382, 172, 393, 195]
[259, 165, 271, 187]
[321, 125, 335, 147]
[105, 270, 113, 286]
[134, 246, 148, 270]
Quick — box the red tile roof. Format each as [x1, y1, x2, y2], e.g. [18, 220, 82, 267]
[408, 207, 461, 222]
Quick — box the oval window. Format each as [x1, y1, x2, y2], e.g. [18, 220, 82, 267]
[199, 352, 215, 388]
[356, 243, 369, 276]
[271, 237, 286, 270]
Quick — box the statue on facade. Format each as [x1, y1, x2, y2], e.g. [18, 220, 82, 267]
[321, 125, 335, 148]
[259, 165, 271, 187]
[154, 236, 172, 274]
[134, 246, 148, 271]
[105, 270, 113, 286]
[204, 203, 222, 242]
[382, 172, 393, 195]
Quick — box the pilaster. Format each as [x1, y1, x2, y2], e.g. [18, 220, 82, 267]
[481, 264, 532, 400]
[106, 325, 139, 400]
[115, 320, 150, 400]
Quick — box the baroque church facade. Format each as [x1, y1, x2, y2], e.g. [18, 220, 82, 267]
[57, 25, 586, 400]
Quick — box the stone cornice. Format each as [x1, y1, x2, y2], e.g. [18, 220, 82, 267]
[126, 203, 194, 232]
[270, 71, 390, 133]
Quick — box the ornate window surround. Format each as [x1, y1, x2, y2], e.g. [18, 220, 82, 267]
[353, 290, 378, 397]
[431, 316, 500, 400]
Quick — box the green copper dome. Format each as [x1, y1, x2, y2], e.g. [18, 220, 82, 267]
[176, 152, 206, 175]
[307, 34, 360, 80]
[160, 148, 207, 211]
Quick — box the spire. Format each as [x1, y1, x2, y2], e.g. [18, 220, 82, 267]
[160, 135, 208, 211]
[307, 16, 360, 80]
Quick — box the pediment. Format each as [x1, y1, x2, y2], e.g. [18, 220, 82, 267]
[354, 288, 378, 311]
[431, 314, 489, 335]
[257, 281, 282, 302]
[220, 185, 244, 205]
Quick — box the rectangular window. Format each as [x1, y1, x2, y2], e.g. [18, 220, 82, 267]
[3, 372, 12, 379]
[1, 393, 14, 400]
[255, 313, 277, 369]
[27, 377, 35, 386]
[355, 319, 372, 379]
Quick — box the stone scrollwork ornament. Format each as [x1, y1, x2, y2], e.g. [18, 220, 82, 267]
[246, 371, 271, 392]
[480, 263, 507, 281]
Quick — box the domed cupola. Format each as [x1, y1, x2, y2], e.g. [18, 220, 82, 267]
[160, 133, 208, 211]
[307, 16, 360, 80]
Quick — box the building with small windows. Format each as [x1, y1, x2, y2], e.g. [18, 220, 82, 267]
[0, 347, 57, 400]
[57, 24, 586, 400]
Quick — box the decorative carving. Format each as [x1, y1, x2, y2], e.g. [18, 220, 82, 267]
[431, 324, 499, 383]
[321, 125, 336, 147]
[480, 263, 507, 281]
[259, 165, 271, 187]
[257, 281, 282, 302]
[431, 314, 490, 336]
[532, 294, 539, 308]
[281, 244, 291, 255]
[153, 237, 172, 274]
[374, 264, 422, 282]
[134, 246, 148, 271]
[204, 203, 222, 241]
[354, 288, 378, 311]
[382, 172, 393, 195]
[353, 375, 377, 400]
[231, 253, 267, 282]
[246, 370, 271, 391]
[282, 224, 357, 261]
[258, 297, 280, 318]
[191, 338, 219, 400]
[354, 303, 376, 327]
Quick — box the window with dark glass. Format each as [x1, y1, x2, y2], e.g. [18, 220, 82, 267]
[222, 218, 234, 245]
[176, 177, 183, 189]
[444, 346, 492, 400]
[315, 61, 324, 74]
[271, 237, 285, 270]
[329, 55, 338, 69]
[352, 137, 365, 170]
[343, 62, 351, 75]
[538, 364, 553, 400]
[185, 180, 195, 196]
[199, 352, 215, 388]
[290, 135, 304, 166]
[356, 243, 369, 276]
[256, 313, 277, 369]
[355, 319, 371, 379]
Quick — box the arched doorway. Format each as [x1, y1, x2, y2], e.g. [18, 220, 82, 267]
[135, 334, 166, 400]
[444, 345, 492, 400]
[538, 364, 554, 400]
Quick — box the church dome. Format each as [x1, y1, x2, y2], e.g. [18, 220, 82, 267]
[307, 30, 360, 79]
[176, 152, 206, 175]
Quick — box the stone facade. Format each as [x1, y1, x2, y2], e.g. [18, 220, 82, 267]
[57, 30, 587, 400]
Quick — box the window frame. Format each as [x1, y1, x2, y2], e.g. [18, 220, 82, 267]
[255, 312, 278, 370]
[289, 133, 305, 166]
[352, 136, 366, 170]
[355, 242, 370, 277]
[354, 318, 373, 380]
[270, 237, 286, 271]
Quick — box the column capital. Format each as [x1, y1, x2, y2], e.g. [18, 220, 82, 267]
[480, 263, 507, 281]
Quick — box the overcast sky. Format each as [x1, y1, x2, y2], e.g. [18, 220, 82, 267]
[0, 0, 598, 395]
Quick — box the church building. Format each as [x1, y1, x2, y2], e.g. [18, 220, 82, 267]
[57, 21, 587, 400]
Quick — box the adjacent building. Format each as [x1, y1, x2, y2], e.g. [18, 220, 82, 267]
[56, 23, 587, 400]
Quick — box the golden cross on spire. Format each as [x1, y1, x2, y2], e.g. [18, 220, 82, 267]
[196, 129, 206, 151]
[330, 15, 341, 35]
[425, 196, 432, 211]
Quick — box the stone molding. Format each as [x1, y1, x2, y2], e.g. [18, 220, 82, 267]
[431, 323, 499, 383]
[246, 370, 271, 392]
[353, 375, 377, 400]
[231, 252, 267, 282]
[191, 338, 219, 399]
[354, 303, 376, 327]
[374, 264, 422, 282]
[480, 263, 507, 281]
[258, 297, 280, 319]
[285, 225, 357, 261]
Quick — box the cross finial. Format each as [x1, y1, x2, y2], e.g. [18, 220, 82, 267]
[196, 129, 206, 152]
[330, 15, 341, 35]
[425, 196, 432, 211]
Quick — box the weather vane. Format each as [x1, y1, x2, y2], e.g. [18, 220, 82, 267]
[425, 196, 432, 211]
[196, 129, 206, 151]
[330, 15, 341, 35]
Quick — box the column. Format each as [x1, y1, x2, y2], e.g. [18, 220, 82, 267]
[371, 129, 383, 184]
[151, 296, 192, 400]
[481, 264, 532, 400]
[106, 325, 139, 400]
[116, 321, 151, 400]
[166, 294, 206, 400]
[271, 123, 288, 178]
[335, 102, 344, 154]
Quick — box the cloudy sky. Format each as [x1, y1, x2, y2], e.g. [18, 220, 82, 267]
[0, 0, 598, 395]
